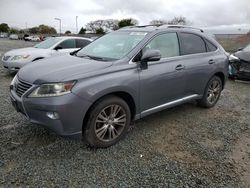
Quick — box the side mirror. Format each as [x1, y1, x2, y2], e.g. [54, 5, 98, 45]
[238, 47, 243, 51]
[54, 46, 63, 51]
[140, 50, 161, 70]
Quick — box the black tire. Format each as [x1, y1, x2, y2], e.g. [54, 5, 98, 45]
[84, 96, 131, 148]
[197, 76, 223, 108]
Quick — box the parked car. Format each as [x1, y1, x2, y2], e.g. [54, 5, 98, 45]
[2, 36, 92, 72]
[23, 34, 30, 41]
[10, 25, 228, 148]
[9, 34, 19, 40]
[25, 35, 41, 42]
[0, 32, 8, 38]
[229, 44, 250, 80]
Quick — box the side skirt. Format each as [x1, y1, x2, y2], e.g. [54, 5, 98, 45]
[140, 94, 201, 118]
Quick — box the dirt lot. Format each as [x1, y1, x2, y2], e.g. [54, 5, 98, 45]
[0, 39, 250, 187]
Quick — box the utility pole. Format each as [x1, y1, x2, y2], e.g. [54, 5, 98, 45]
[54, 18, 61, 36]
[76, 16, 78, 34]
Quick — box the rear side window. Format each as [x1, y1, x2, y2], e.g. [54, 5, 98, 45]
[179, 33, 206, 55]
[143, 33, 180, 58]
[58, 39, 76, 49]
[76, 39, 91, 48]
[205, 39, 218, 52]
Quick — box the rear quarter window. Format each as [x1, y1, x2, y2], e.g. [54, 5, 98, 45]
[205, 39, 218, 52]
[179, 33, 206, 55]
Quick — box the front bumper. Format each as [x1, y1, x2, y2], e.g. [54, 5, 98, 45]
[10, 88, 92, 136]
[238, 71, 250, 80]
[2, 60, 30, 72]
[229, 62, 250, 80]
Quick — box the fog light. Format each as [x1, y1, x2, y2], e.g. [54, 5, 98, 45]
[46, 112, 59, 120]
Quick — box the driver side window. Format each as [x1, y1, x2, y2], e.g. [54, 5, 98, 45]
[57, 39, 76, 49]
[143, 33, 180, 58]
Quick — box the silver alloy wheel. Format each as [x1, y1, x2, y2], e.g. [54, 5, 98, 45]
[207, 79, 221, 104]
[95, 104, 127, 142]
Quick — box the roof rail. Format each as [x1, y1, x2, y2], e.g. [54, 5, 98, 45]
[120, 24, 159, 29]
[159, 25, 204, 33]
[120, 24, 204, 33]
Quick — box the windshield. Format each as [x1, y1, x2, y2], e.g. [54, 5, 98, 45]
[243, 44, 250, 52]
[76, 32, 147, 60]
[34, 38, 61, 49]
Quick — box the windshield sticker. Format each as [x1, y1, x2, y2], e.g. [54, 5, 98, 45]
[130, 32, 147, 36]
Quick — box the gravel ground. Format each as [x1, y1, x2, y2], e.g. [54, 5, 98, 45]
[0, 39, 250, 187]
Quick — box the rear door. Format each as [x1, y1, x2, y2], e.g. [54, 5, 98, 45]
[139, 32, 188, 115]
[178, 32, 219, 96]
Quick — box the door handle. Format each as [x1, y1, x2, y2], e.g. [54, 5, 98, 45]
[208, 59, 216, 64]
[175, 64, 185, 71]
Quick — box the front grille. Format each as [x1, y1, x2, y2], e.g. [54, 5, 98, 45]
[14, 78, 32, 97]
[3, 55, 11, 61]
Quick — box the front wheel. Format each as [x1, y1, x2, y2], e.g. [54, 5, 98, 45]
[84, 96, 131, 148]
[197, 76, 223, 108]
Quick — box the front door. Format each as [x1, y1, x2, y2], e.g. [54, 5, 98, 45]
[52, 39, 79, 55]
[139, 33, 187, 115]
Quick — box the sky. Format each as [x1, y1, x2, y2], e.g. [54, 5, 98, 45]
[0, 0, 250, 33]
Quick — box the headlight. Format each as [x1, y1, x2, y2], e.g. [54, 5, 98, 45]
[11, 55, 30, 61]
[29, 81, 76, 98]
[229, 54, 239, 61]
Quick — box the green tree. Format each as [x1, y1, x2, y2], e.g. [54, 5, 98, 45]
[29, 27, 39, 34]
[65, 30, 71, 34]
[118, 18, 138, 28]
[28, 25, 57, 34]
[19, 29, 25, 34]
[96, 27, 105, 34]
[0, 23, 10, 33]
[78, 27, 86, 34]
[9, 28, 19, 34]
[38, 24, 57, 34]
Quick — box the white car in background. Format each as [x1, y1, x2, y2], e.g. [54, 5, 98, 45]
[9, 34, 19, 40]
[26, 35, 41, 42]
[2, 36, 92, 72]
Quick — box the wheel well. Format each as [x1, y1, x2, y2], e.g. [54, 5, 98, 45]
[214, 72, 225, 88]
[32, 57, 44, 62]
[82, 92, 136, 129]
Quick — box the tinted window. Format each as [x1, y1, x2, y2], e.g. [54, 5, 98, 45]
[205, 39, 217, 52]
[58, 39, 76, 49]
[143, 33, 180, 58]
[76, 39, 91, 48]
[179, 33, 206, 55]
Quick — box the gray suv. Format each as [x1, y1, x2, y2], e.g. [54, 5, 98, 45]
[10, 25, 228, 148]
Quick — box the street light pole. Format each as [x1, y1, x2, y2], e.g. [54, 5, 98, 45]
[54, 18, 61, 36]
[76, 16, 78, 34]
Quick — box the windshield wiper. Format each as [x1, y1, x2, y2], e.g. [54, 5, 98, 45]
[77, 54, 109, 61]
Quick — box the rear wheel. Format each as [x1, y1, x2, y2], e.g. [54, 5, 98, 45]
[197, 76, 223, 108]
[84, 96, 131, 148]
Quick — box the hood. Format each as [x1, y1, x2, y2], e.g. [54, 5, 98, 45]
[18, 54, 113, 84]
[235, 51, 250, 62]
[5, 47, 49, 56]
